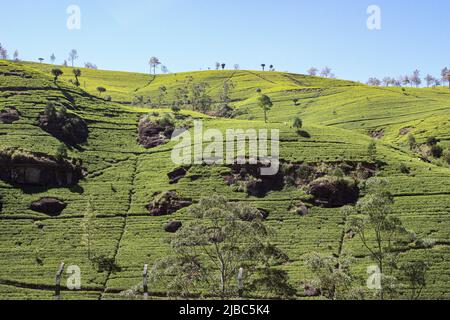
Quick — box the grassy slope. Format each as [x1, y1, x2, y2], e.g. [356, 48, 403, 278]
[0, 61, 449, 299]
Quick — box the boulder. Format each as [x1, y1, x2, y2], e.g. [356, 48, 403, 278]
[30, 198, 67, 216]
[164, 221, 182, 233]
[146, 191, 192, 216]
[0, 107, 20, 124]
[167, 167, 189, 184]
[38, 112, 88, 145]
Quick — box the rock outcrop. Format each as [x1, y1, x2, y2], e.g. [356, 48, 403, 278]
[308, 176, 359, 207]
[0, 107, 20, 124]
[138, 116, 175, 149]
[164, 220, 182, 233]
[167, 167, 189, 184]
[38, 107, 88, 145]
[146, 191, 192, 216]
[0, 148, 85, 187]
[30, 198, 67, 216]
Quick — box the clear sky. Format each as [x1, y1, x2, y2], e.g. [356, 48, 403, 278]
[1, 0, 449, 82]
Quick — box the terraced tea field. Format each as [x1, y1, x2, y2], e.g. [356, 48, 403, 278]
[0, 61, 449, 300]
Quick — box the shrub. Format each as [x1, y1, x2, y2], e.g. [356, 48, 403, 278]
[399, 163, 410, 174]
[408, 134, 416, 150]
[430, 145, 443, 158]
[426, 136, 438, 146]
[55, 144, 68, 160]
[444, 150, 450, 165]
[104, 95, 112, 101]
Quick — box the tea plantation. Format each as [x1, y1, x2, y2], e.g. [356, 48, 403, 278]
[0, 61, 448, 299]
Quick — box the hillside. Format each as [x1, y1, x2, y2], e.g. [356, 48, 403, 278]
[0, 60, 449, 300]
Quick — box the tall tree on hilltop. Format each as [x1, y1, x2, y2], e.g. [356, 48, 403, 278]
[307, 67, 318, 76]
[68, 49, 78, 67]
[149, 56, 161, 75]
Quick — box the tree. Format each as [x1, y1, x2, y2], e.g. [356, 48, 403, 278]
[411, 70, 421, 87]
[257, 94, 273, 123]
[0, 44, 8, 60]
[97, 87, 106, 96]
[215, 62, 221, 70]
[51, 68, 63, 82]
[347, 178, 410, 300]
[400, 261, 430, 300]
[150, 196, 294, 299]
[50, 53, 56, 64]
[320, 67, 332, 78]
[269, 65, 274, 71]
[305, 252, 361, 300]
[38, 58, 44, 63]
[424, 74, 435, 88]
[158, 85, 168, 106]
[307, 67, 318, 76]
[68, 49, 78, 67]
[13, 50, 19, 61]
[221, 63, 226, 70]
[63, 60, 68, 67]
[441, 67, 449, 87]
[55, 143, 68, 160]
[73, 69, 81, 87]
[161, 65, 169, 74]
[80, 197, 98, 260]
[402, 76, 411, 87]
[367, 77, 381, 86]
[234, 64, 240, 70]
[261, 64, 266, 71]
[293, 117, 303, 130]
[367, 141, 377, 162]
[382, 77, 392, 87]
[84, 62, 98, 69]
[149, 56, 161, 75]
[446, 70, 450, 89]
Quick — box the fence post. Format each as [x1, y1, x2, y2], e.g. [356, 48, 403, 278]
[55, 262, 65, 300]
[237, 267, 244, 298]
[143, 264, 149, 300]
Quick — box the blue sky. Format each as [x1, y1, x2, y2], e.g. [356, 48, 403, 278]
[1, 0, 449, 82]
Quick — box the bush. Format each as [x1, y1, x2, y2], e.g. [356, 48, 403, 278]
[104, 95, 112, 101]
[399, 163, 410, 174]
[426, 136, 438, 146]
[430, 145, 443, 158]
[408, 134, 416, 150]
[444, 150, 450, 165]
[55, 144, 68, 161]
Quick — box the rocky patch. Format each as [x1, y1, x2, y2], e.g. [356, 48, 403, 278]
[308, 176, 359, 208]
[223, 163, 284, 198]
[0, 107, 20, 124]
[30, 198, 67, 216]
[146, 191, 192, 216]
[0, 148, 85, 187]
[38, 105, 88, 145]
[304, 284, 321, 297]
[164, 220, 183, 233]
[138, 116, 175, 149]
[167, 166, 190, 184]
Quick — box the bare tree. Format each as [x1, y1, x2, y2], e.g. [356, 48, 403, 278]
[13, 50, 19, 61]
[424, 75, 435, 88]
[307, 67, 318, 76]
[161, 65, 169, 74]
[50, 53, 56, 64]
[149, 56, 161, 74]
[320, 67, 332, 78]
[441, 67, 449, 87]
[215, 62, 221, 70]
[367, 77, 381, 86]
[68, 49, 78, 67]
[234, 64, 240, 70]
[411, 70, 421, 87]
[402, 75, 411, 87]
[382, 77, 392, 87]
[447, 70, 450, 89]
[0, 46, 8, 60]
